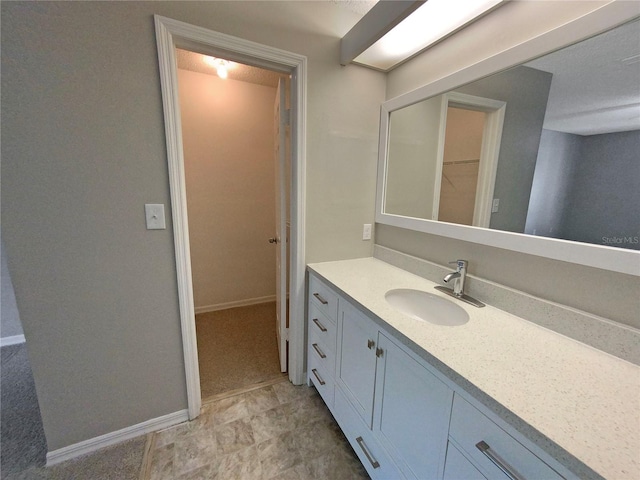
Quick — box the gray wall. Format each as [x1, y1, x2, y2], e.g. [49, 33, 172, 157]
[1, 239, 23, 339]
[1, 1, 385, 451]
[562, 130, 640, 249]
[527, 129, 640, 250]
[525, 129, 580, 238]
[456, 66, 552, 233]
[376, 224, 640, 328]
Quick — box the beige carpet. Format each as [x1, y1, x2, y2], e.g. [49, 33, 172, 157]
[196, 302, 284, 399]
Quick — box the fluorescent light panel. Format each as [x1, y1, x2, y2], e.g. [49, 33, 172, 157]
[354, 0, 504, 71]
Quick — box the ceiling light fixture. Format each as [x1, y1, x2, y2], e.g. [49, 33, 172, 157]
[341, 0, 505, 71]
[216, 61, 229, 79]
[203, 56, 231, 79]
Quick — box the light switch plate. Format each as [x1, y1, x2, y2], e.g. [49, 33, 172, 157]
[363, 223, 372, 240]
[145, 204, 166, 230]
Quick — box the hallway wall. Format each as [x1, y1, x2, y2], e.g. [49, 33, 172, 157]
[179, 69, 277, 311]
[1, 1, 385, 452]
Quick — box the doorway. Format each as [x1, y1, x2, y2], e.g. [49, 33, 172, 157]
[438, 107, 487, 225]
[434, 92, 506, 228]
[176, 49, 289, 399]
[155, 15, 307, 419]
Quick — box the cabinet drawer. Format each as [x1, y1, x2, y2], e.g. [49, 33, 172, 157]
[308, 304, 337, 352]
[450, 395, 564, 480]
[444, 442, 487, 480]
[309, 275, 338, 323]
[308, 328, 336, 377]
[308, 353, 334, 408]
[334, 386, 404, 480]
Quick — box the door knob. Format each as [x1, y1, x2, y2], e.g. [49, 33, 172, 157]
[268, 237, 279, 244]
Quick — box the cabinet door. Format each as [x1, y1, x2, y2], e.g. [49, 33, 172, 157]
[373, 333, 453, 480]
[336, 301, 379, 428]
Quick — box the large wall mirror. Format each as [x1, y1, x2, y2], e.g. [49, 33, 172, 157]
[376, 8, 639, 276]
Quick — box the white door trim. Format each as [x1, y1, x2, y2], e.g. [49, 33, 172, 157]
[435, 92, 506, 228]
[154, 15, 307, 420]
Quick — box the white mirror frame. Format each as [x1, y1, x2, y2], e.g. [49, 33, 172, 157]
[376, 2, 640, 276]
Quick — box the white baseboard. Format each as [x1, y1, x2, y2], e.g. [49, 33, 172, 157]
[195, 295, 276, 314]
[1, 334, 25, 347]
[46, 409, 189, 466]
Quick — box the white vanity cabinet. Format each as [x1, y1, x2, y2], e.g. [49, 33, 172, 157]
[307, 271, 574, 480]
[327, 276, 453, 479]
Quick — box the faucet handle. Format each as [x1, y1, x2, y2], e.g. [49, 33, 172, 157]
[449, 259, 467, 270]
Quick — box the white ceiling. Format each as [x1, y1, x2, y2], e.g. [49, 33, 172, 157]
[176, 49, 286, 88]
[525, 19, 640, 136]
[332, 0, 378, 17]
[175, 2, 379, 87]
[176, 11, 638, 137]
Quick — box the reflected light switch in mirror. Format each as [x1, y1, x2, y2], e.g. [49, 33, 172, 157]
[145, 204, 166, 230]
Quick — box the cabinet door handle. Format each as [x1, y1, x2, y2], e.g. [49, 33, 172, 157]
[311, 368, 326, 386]
[476, 441, 526, 480]
[367, 339, 375, 350]
[356, 436, 380, 469]
[313, 292, 329, 305]
[312, 318, 327, 332]
[312, 343, 326, 359]
[376, 347, 384, 358]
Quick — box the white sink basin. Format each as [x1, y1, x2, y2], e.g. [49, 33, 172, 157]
[385, 289, 469, 326]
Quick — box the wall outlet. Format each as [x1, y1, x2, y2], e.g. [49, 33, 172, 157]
[491, 198, 500, 213]
[363, 223, 372, 241]
[145, 204, 166, 230]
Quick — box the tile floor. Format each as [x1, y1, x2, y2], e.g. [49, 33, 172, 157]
[146, 380, 369, 480]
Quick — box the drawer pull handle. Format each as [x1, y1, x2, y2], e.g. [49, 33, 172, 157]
[356, 436, 380, 469]
[376, 347, 384, 358]
[476, 441, 526, 480]
[312, 318, 327, 332]
[311, 368, 325, 386]
[367, 339, 375, 350]
[313, 292, 329, 305]
[312, 343, 326, 359]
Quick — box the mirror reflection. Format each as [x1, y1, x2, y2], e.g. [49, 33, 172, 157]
[383, 19, 640, 250]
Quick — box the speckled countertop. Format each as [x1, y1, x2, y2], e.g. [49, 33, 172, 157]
[307, 257, 640, 480]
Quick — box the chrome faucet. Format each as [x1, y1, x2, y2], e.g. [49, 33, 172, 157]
[435, 260, 484, 307]
[444, 260, 467, 297]
[436, 259, 484, 307]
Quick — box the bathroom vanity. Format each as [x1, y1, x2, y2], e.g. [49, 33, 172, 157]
[306, 258, 639, 480]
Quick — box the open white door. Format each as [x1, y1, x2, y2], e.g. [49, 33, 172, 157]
[274, 78, 289, 373]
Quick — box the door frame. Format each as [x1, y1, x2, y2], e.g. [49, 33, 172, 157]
[434, 92, 506, 227]
[154, 15, 307, 419]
